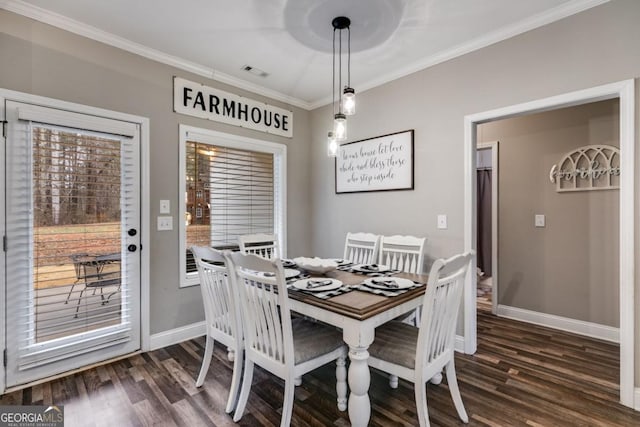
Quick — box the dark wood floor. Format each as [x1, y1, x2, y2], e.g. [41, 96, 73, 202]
[2, 305, 639, 426]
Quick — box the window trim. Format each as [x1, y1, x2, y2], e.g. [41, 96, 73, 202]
[178, 125, 287, 288]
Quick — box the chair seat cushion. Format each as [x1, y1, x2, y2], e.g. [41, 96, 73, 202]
[368, 321, 418, 369]
[292, 318, 344, 364]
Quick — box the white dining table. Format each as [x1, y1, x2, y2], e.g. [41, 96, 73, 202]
[288, 269, 427, 427]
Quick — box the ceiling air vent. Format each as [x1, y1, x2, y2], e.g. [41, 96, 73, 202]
[242, 65, 269, 78]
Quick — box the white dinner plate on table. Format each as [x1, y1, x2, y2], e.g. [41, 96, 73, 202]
[363, 277, 414, 290]
[292, 278, 342, 292]
[284, 268, 301, 278]
[332, 258, 352, 266]
[352, 264, 391, 274]
[257, 268, 301, 279]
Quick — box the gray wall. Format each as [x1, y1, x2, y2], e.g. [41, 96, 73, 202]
[0, 10, 313, 334]
[308, 0, 640, 381]
[479, 100, 620, 327]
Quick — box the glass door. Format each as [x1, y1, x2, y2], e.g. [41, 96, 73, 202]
[4, 100, 141, 388]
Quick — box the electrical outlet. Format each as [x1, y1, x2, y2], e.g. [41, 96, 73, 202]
[159, 199, 170, 214]
[157, 216, 173, 231]
[437, 214, 448, 230]
[535, 214, 545, 228]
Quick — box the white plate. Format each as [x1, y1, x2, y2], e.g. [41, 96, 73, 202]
[352, 264, 391, 273]
[258, 268, 301, 279]
[363, 277, 414, 290]
[285, 268, 301, 278]
[332, 258, 352, 266]
[292, 278, 342, 292]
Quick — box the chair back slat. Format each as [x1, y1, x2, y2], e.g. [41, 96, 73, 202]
[379, 235, 426, 274]
[239, 233, 280, 259]
[226, 251, 293, 367]
[191, 246, 238, 339]
[417, 252, 472, 365]
[343, 232, 380, 264]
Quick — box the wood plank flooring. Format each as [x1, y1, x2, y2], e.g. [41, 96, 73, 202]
[2, 306, 639, 426]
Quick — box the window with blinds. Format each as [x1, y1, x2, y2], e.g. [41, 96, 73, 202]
[185, 141, 275, 273]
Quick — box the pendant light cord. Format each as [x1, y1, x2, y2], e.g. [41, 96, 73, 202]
[347, 26, 351, 88]
[332, 28, 336, 116]
[338, 27, 343, 113]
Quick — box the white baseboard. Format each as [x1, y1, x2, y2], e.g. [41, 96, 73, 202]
[497, 305, 619, 343]
[634, 387, 640, 411]
[455, 335, 465, 353]
[149, 321, 206, 351]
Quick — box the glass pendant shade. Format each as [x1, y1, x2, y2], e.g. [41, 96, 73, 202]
[342, 87, 356, 115]
[327, 131, 339, 157]
[333, 113, 347, 141]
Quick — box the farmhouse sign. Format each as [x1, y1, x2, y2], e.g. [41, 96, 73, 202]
[549, 144, 620, 192]
[335, 130, 414, 194]
[173, 77, 293, 138]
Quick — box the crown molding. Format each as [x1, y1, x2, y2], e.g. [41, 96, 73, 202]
[309, 0, 610, 110]
[2, 0, 607, 112]
[0, 0, 312, 110]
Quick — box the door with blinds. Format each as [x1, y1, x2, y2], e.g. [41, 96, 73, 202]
[3, 100, 141, 387]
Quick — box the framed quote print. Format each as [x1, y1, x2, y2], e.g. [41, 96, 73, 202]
[335, 129, 414, 194]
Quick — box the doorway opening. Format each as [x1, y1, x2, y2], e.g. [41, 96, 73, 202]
[463, 79, 635, 408]
[476, 142, 498, 316]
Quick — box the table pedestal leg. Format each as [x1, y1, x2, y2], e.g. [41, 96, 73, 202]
[348, 345, 371, 427]
[336, 356, 347, 411]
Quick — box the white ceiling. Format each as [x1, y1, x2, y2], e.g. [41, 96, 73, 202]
[4, 0, 607, 109]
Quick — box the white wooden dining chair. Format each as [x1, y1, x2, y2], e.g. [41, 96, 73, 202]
[190, 246, 243, 414]
[224, 251, 347, 427]
[367, 252, 473, 427]
[380, 234, 427, 328]
[238, 233, 280, 259]
[379, 234, 426, 274]
[343, 232, 380, 264]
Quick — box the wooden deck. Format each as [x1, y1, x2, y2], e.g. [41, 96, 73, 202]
[34, 283, 122, 342]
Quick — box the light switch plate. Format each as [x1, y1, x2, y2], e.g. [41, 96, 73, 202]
[157, 216, 173, 231]
[437, 214, 448, 230]
[159, 199, 170, 214]
[535, 214, 546, 228]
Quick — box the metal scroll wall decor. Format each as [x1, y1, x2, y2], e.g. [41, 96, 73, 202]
[549, 144, 620, 192]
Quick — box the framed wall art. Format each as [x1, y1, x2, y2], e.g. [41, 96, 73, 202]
[335, 129, 414, 194]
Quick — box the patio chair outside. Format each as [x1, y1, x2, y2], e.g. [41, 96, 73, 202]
[67, 254, 121, 318]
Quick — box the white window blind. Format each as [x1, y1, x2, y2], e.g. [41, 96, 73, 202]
[185, 141, 275, 273]
[6, 118, 134, 372]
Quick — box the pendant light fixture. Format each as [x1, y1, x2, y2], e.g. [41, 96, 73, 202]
[327, 131, 339, 157]
[341, 18, 356, 116]
[328, 16, 356, 156]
